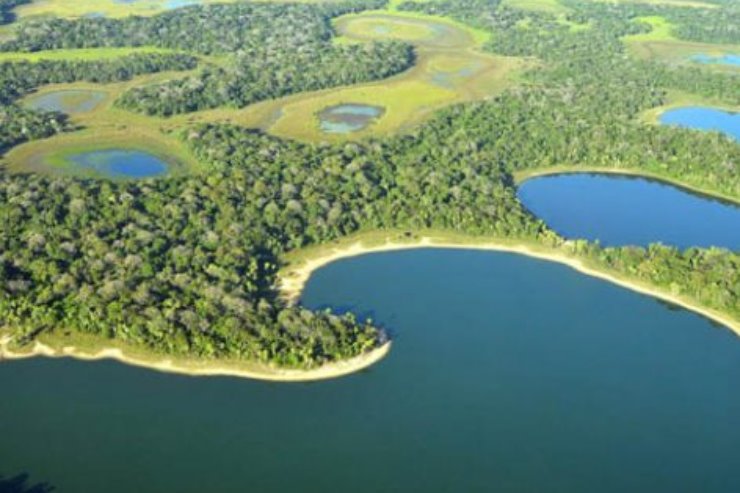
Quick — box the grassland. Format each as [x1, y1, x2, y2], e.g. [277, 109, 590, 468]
[502, 0, 568, 13]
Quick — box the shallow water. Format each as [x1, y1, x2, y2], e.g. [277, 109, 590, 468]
[690, 53, 740, 67]
[518, 173, 740, 249]
[1, 249, 739, 492]
[318, 104, 384, 133]
[25, 89, 107, 114]
[64, 149, 170, 179]
[659, 106, 739, 141]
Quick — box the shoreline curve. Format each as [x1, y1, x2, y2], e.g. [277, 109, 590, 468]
[0, 335, 391, 382]
[279, 234, 740, 337]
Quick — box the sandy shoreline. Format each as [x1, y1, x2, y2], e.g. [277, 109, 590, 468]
[279, 236, 740, 337]
[0, 334, 391, 382]
[2, 234, 737, 381]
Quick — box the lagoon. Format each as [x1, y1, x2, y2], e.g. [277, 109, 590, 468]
[659, 107, 739, 142]
[518, 173, 740, 249]
[1, 249, 740, 492]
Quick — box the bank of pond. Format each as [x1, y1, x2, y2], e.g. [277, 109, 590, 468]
[517, 173, 740, 250]
[1, 249, 739, 492]
[659, 106, 739, 142]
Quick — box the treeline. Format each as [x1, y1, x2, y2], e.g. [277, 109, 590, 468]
[0, 105, 67, 153]
[1, 1, 387, 54]
[0, 53, 197, 104]
[566, 241, 739, 320]
[116, 42, 413, 116]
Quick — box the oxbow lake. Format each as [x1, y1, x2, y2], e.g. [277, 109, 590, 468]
[63, 149, 170, 179]
[2, 249, 740, 492]
[517, 173, 740, 250]
[659, 106, 739, 142]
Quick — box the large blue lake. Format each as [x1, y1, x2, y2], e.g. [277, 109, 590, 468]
[518, 173, 740, 249]
[1, 249, 739, 492]
[660, 107, 739, 142]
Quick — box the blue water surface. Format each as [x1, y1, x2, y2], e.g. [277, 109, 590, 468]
[660, 107, 739, 142]
[690, 53, 740, 67]
[67, 149, 170, 179]
[518, 173, 740, 249]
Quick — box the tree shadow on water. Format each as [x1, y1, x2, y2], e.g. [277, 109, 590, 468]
[0, 474, 55, 493]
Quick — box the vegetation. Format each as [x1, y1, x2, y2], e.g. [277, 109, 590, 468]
[1, 2, 416, 117]
[0, 0, 737, 369]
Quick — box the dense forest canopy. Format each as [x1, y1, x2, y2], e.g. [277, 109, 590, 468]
[0, 0, 737, 368]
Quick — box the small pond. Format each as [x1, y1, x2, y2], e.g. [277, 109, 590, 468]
[63, 149, 171, 179]
[318, 104, 385, 134]
[25, 89, 107, 114]
[690, 53, 740, 67]
[518, 173, 740, 250]
[659, 107, 739, 142]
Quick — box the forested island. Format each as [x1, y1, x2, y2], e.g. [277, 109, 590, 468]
[0, 0, 737, 377]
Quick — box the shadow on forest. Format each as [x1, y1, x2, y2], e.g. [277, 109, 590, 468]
[0, 474, 55, 493]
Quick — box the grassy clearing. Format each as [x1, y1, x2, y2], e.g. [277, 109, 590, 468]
[262, 12, 526, 142]
[627, 38, 740, 68]
[624, 16, 676, 43]
[503, 0, 568, 13]
[269, 80, 455, 142]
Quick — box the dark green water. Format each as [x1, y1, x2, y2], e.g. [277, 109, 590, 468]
[2, 250, 740, 492]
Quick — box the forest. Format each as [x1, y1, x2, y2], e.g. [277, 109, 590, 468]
[0, 0, 737, 368]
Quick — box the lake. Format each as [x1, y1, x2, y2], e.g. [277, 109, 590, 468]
[659, 107, 739, 142]
[518, 173, 740, 249]
[318, 104, 385, 134]
[1, 249, 739, 492]
[25, 89, 107, 114]
[63, 149, 170, 179]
